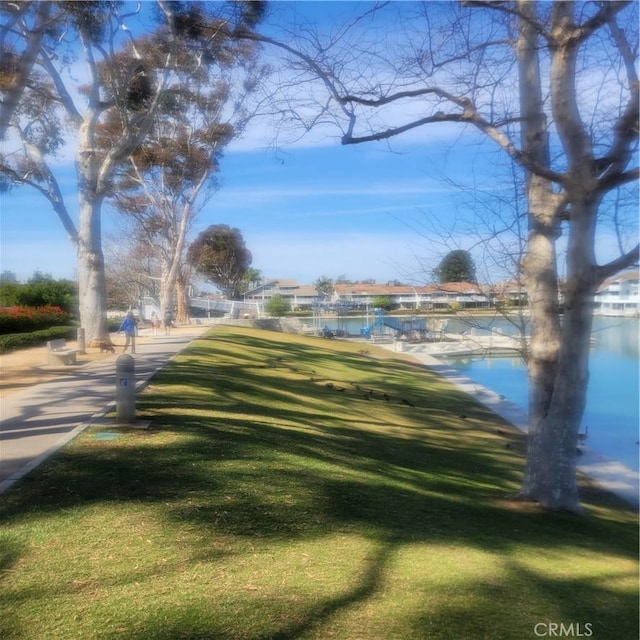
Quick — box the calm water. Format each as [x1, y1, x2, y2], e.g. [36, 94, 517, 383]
[444, 317, 639, 472]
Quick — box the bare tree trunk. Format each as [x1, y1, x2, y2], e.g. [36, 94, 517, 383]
[516, 0, 607, 510]
[159, 258, 173, 325]
[515, 0, 578, 510]
[76, 196, 110, 345]
[175, 272, 190, 324]
[519, 194, 566, 507]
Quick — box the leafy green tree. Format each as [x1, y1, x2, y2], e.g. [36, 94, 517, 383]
[434, 250, 477, 284]
[264, 294, 290, 317]
[242, 268, 263, 293]
[15, 272, 77, 315]
[0, 280, 19, 307]
[0, 271, 76, 314]
[187, 225, 252, 299]
[372, 296, 391, 310]
[313, 276, 334, 297]
[0, 271, 17, 283]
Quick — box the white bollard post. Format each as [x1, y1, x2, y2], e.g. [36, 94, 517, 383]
[116, 354, 135, 423]
[77, 327, 86, 354]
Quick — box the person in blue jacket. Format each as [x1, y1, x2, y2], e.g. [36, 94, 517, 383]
[118, 311, 138, 354]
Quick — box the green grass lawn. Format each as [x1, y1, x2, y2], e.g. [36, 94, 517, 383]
[0, 326, 637, 639]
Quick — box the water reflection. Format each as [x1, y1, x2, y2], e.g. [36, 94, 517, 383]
[592, 317, 639, 358]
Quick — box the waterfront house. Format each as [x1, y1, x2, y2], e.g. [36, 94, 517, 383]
[594, 271, 640, 316]
[242, 280, 490, 311]
[419, 282, 490, 310]
[332, 282, 490, 310]
[485, 280, 528, 307]
[243, 279, 319, 310]
[332, 283, 422, 310]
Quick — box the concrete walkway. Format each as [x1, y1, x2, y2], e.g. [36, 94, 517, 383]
[0, 325, 209, 493]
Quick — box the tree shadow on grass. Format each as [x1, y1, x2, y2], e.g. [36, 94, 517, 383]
[105, 538, 400, 640]
[1, 395, 634, 553]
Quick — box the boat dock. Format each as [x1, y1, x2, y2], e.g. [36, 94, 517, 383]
[386, 332, 526, 358]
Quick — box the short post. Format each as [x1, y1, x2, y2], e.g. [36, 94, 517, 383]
[77, 327, 86, 354]
[116, 354, 135, 424]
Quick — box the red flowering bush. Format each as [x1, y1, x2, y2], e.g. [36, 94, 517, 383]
[0, 305, 70, 334]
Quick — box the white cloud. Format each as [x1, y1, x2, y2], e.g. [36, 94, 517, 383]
[208, 188, 458, 223]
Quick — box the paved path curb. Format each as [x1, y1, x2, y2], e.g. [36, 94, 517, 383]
[0, 326, 209, 494]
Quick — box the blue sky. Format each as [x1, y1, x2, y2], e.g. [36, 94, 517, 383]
[1, 94, 498, 287]
[1, 1, 637, 287]
[0, 133, 488, 285]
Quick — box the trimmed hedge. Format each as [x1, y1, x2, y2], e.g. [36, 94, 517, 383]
[0, 305, 70, 334]
[0, 326, 77, 354]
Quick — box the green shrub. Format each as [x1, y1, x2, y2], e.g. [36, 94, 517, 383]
[0, 280, 19, 307]
[265, 294, 291, 317]
[372, 296, 391, 309]
[14, 272, 77, 315]
[0, 326, 76, 353]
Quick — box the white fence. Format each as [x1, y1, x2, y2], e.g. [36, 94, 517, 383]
[189, 297, 263, 318]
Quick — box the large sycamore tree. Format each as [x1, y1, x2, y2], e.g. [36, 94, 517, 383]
[252, 1, 638, 511]
[0, 1, 263, 344]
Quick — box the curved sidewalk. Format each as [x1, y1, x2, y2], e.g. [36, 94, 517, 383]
[0, 326, 209, 494]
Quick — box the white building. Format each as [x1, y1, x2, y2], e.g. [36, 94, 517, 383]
[243, 279, 319, 310]
[593, 271, 640, 316]
[243, 280, 490, 311]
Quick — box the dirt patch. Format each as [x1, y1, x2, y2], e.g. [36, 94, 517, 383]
[1, 340, 114, 399]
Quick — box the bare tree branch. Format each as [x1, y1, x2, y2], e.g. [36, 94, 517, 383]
[0, 2, 54, 138]
[596, 14, 639, 191]
[594, 244, 640, 285]
[1, 135, 79, 243]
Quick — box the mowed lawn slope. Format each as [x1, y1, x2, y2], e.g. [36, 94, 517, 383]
[0, 326, 637, 640]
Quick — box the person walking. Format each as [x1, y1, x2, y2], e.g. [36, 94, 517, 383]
[163, 310, 173, 335]
[150, 311, 159, 336]
[118, 311, 138, 353]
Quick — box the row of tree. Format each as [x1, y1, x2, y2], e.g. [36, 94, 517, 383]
[0, 1, 266, 341]
[106, 223, 255, 317]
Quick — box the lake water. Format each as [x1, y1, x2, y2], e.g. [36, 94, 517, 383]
[321, 314, 639, 472]
[443, 316, 639, 472]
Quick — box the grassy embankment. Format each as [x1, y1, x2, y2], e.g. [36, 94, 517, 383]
[0, 325, 637, 639]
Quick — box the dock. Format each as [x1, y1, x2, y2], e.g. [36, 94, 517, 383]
[388, 332, 526, 358]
